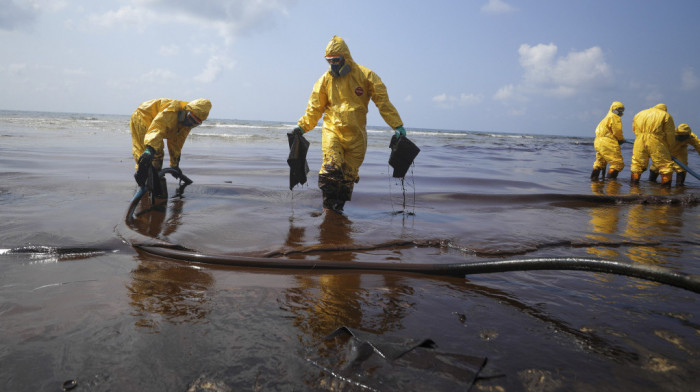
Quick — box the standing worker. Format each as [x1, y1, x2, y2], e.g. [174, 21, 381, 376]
[649, 123, 700, 186]
[131, 98, 212, 191]
[591, 101, 625, 180]
[292, 35, 407, 212]
[630, 103, 676, 186]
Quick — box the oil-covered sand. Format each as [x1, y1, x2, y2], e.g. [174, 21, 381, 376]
[1, 112, 698, 391]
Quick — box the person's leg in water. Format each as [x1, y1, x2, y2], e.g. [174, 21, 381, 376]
[677, 171, 687, 186]
[318, 130, 365, 213]
[318, 166, 353, 212]
[151, 158, 168, 199]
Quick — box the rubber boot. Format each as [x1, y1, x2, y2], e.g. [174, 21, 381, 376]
[323, 199, 345, 212]
[660, 173, 672, 187]
[630, 172, 641, 184]
[648, 170, 659, 182]
[590, 168, 601, 180]
[154, 176, 168, 199]
[322, 191, 345, 212]
[606, 168, 619, 179]
[677, 172, 686, 186]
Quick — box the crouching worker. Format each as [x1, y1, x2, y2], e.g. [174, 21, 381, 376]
[591, 101, 625, 180]
[292, 35, 406, 212]
[131, 98, 212, 196]
[649, 123, 700, 186]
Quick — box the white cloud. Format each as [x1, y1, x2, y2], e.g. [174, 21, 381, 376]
[432, 92, 483, 108]
[459, 93, 482, 105]
[159, 44, 180, 56]
[87, 1, 292, 44]
[433, 93, 448, 103]
[84, 1, 286, 86]
[87, 5, 152, 31]
[404, 95, 413, 102]
[496, 43, 611, 101]
[645, 92, 664, 105]
[494, 84, 515, 101]
[194, 55, 236, 83]
[63, 67, 86, 76]
[7, 63, 29, 75]
[681, 67, 700, 90]
[141, 68, 177, 81]
[481, 0, 515, 14]
[105, 67, 179, 91]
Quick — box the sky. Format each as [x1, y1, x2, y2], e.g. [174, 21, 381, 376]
[2, 0, 700, 137]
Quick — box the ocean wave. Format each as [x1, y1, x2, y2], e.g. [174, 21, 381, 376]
[206, 122, 294, 130]
[188, 132, 276, 142]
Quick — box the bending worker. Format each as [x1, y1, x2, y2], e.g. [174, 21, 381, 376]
[131, 98, 212, 190]
[591, 101, 625, 180]
[292, 35, 406, 212]
[630, 103, 676, 186]
[649, 123, 700, 186]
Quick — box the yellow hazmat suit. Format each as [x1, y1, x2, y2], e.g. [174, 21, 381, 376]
[669, 124, 700, 170]
[592, 101, 625, 176]
[650, 123, 700, 185]
[297, 36, 403, 206]
[630, 104, 675, 182]
[130, 98, 212, 169]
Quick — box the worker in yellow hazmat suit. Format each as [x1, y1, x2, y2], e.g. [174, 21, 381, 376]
[630, 103, 675, 186]
[293, 36, 406, 212]
[591, 101, 625, 180]
[131, 98, 212, 187]
[649, 123, 700, 186]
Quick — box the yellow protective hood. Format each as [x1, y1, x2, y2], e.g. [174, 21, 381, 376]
[677, 123, 691, 134]
[185, 98, 212, 121]
[325, 35, 354, 64]
[654, 103, 667, 112]
[609, 101, 624, 113]
[325, 36, 354, 77]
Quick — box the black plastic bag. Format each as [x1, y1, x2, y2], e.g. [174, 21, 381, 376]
[287, 131, 310, 190]
[389, 135, 420, 178]
[305, 326, 489, 392]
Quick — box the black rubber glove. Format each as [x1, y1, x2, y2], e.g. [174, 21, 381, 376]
[134, 146, 155, 186]
[138, 146, 155, 166]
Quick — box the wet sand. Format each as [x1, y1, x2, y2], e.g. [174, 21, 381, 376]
[1, 112, 699, 391]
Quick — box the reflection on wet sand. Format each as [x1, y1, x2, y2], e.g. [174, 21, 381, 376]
[585, 180, 685, 290]
[624, 202, 682, 266]
[127, 257, 214, 329]
[318, 212, 355, 262]
[586, 181, 623, 259]
[128, 196, 186, 240]
[283, 212, 414, 342]
[126, 196, 215, 329]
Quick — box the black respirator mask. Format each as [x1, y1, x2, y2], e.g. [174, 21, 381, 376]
[326, 56, 350, 77]
[178, 110, 202, 128]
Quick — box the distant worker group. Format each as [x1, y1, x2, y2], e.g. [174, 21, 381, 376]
[591, 101, 698, 187]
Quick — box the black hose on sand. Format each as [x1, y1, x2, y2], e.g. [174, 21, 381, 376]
[126, 188, 700, 294]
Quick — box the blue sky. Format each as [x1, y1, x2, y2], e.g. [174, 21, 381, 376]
[2, 0, 699, 137]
